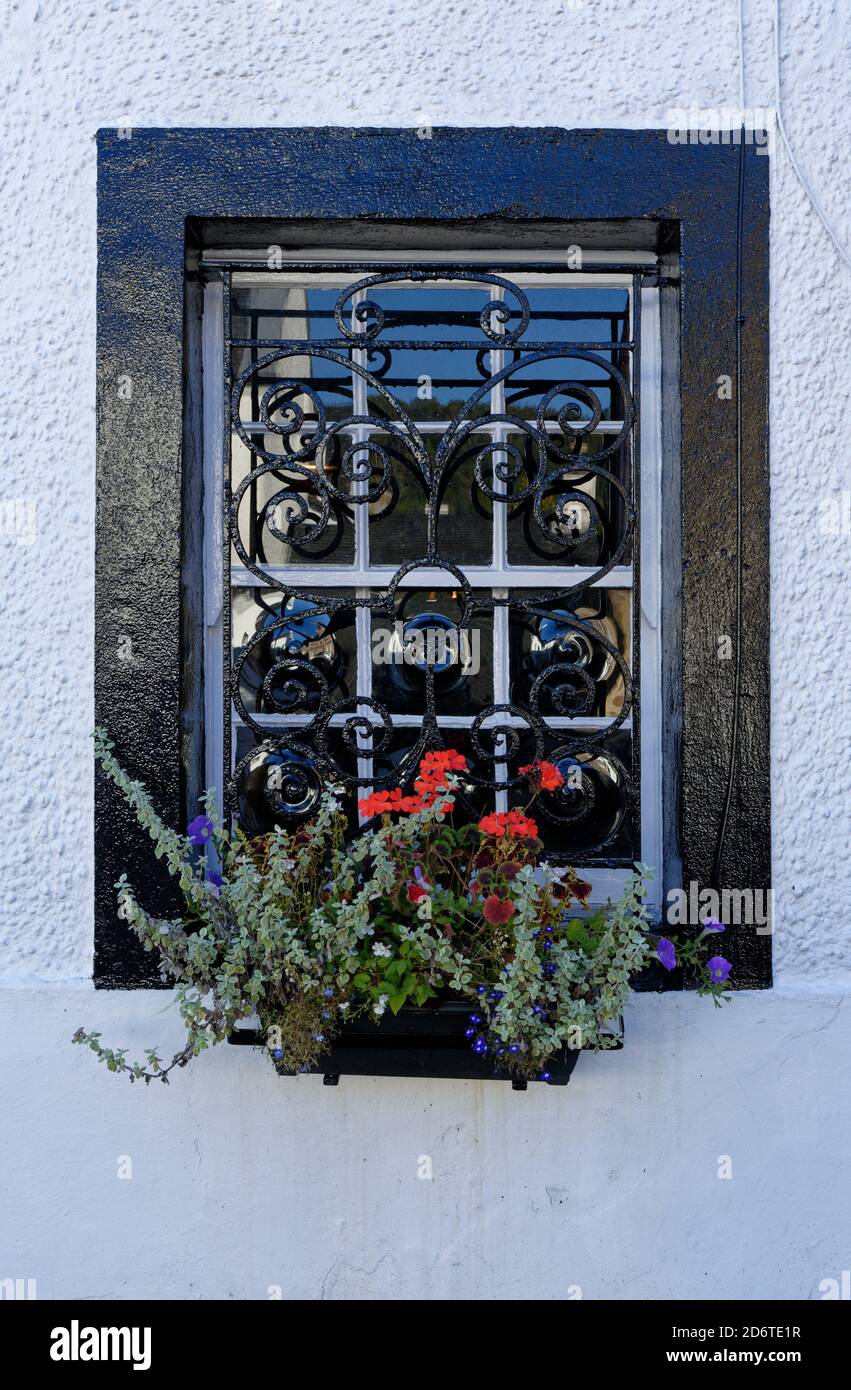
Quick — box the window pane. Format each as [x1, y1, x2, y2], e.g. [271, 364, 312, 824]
[354, 285, 496, 422]
[508, 588, 632, 721]
[231, 285, 353, 423]
[232, 588, 357, 718]
[504, 431, 632, 568]
[233, 724, 360, 835]
[367, 431, 493, 567]
[500, 287, 630, 422]
[230, 432, 356, 568]
[506, 728, 634, 862]
[371, 588, 493, 716]
[370, 726, 495, 819]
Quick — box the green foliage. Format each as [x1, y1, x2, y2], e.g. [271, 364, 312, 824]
[75, 731, 729, 1085]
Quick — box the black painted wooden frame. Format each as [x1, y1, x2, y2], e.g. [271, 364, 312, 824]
[95, 128, 770, 989]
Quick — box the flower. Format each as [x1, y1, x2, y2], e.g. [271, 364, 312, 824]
[482, 894, 516, 925]
[358, 749, 466, 819]
[707, 955, 732, 983]
[206, 869, 224, 889]
[520, 759, 565, 792]
[407, 882, 429, 904]
[702, 915, 725, 932]
[187, 814, 214, 845]
[372, 942, 392, 957]
[657, 937, 677, 970]
[478, 810, 539, 840]
[373, 993, 389, 1017]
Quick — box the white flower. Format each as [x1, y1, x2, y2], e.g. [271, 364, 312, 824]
[373, 994, 389, 1017]
[372, 942, 392, 957]
[338, 1001, 350, 1012]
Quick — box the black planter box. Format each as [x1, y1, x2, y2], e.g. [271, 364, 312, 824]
[228, 1001, 622, 1088]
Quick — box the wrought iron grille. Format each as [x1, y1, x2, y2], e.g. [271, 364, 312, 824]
[216, 260, 647, 866]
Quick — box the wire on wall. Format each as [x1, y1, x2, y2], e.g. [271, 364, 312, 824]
[770, 0, 851, 273]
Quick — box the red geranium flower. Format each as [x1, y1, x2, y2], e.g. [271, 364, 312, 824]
[477, 810, 539, 840]
[359, 749, 466, 819]
[520, 759, 565, 792]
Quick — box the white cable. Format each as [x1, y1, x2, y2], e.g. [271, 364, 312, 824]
[772, 0, 851, 273]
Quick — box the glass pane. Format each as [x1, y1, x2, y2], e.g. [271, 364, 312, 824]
[231, 285, 353, 423]
[500, 287, 630, 422]
[232, 724, 360, 835]
[504, 431, 632, 568]
[369, 726, 495, 820]
[508, 589, 632, 721]
[371, 588, 493, 716]
[230, 431, 356, 568]
[353, 285, 496, 423]
[366, 431, 493, 567]
[232, 589, 357, 718]
[505, 728, 634, 861]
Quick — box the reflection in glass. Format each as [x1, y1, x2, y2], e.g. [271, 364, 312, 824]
[507, 731, 632, 860]
[509, 590, 630, 719]
[230, 432, 355, 567]
[367, 432, 493, 566]
[233, 591, 356, 716]
[371, 589, 493, 715]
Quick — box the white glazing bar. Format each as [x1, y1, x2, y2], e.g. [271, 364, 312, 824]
[202, 276, 225, 820]
[639, 285, 663, 916]
[352, 287, 377, 808]
[237, 418, 627, 436]
[230, 564, 634, 589]
[234, 713, 631, 732]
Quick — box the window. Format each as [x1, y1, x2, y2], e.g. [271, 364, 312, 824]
[95, 128, 770, 989]
[201, 254, 663, 909]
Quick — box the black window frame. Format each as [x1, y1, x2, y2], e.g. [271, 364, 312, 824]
[95, 127, 770, 990]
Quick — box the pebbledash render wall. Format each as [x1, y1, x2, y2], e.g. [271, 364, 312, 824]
[1, 0, 849, 1301]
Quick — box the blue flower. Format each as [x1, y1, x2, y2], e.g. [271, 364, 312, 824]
[187, 815, 214, 846]
[657, 937, 677, 971]
[206, 869, 224, 889]
[702, 915, 725, 933]
[707, 955, 732, 984]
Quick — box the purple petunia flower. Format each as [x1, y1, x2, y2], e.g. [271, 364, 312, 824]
[702, 915, 725, 932]
[205, 869, 224, 897]
[657, 937, 677, 971]
[187, 815, 214, 846]
[707, 955, 732, 984]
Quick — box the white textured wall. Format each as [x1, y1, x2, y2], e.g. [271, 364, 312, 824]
[1, 0, 850, 1300]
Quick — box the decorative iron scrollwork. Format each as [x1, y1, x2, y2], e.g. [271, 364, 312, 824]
[224, 266, 640, 864]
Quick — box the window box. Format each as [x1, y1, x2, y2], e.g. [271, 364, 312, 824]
[228, 1001, 616, 1087]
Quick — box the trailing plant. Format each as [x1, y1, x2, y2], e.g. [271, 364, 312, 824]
[74, 732, 731, 1085]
